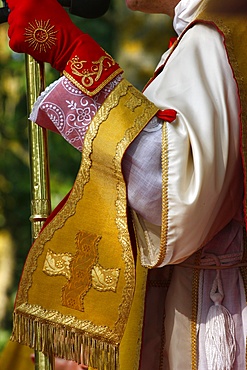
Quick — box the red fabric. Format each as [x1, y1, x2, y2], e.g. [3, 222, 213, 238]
[7, 0, 122, 95]
[40, 191, 71, 232]
[168, 36, 177, 48]
[157, 109, 177, 122]
[63, 38, 122, 96]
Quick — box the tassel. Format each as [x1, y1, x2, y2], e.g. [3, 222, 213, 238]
[205, 261, 236, 370]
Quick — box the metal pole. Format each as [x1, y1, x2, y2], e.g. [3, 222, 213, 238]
[35, 350, 55, 370]
[25, 54, 53, 370]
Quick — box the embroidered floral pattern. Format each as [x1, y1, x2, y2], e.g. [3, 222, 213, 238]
[68, 54, 116, 89]
[91, 265, 120, 292]
[43, 249, 72, 279]
[41, 96, 98, 151]
[62, 230, 100, 312]
[39, 75, 122, 151]
[42, 230, 120, 312]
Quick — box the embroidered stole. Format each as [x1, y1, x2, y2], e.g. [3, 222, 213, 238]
[11, 78, 158, 369]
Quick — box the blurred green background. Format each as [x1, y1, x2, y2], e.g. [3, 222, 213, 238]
[0, 0, 174, 357]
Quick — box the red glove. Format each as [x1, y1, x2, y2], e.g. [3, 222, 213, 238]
[7, 0, 122, 95]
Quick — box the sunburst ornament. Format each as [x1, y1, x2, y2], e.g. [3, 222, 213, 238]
[24, 19, 58, 53]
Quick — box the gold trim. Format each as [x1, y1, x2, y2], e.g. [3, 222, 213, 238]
[12, 310, 119, 368]
[111, 83, 158, 336]
[191, 250, 202, 370]
[12, 303, 121, 343]
[130, 122, 169, 269]
[153, 121, 169, 267]
[68, 53, 116, 87]
[63, 68, 123, 97]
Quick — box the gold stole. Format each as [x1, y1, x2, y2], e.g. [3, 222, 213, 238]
[11, 79, 158, 369]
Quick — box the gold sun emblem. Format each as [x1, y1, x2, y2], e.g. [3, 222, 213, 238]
[24, 19, 58, 53]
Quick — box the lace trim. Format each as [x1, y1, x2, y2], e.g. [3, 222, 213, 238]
[29, 76, 63, 122]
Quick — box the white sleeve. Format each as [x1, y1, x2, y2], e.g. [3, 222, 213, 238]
[128, 23, 244, 266]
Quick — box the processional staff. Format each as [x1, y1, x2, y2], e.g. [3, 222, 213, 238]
[25, 55, 54, 370]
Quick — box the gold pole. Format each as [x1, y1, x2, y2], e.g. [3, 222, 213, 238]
[25, 54, 53, 370]
[34, 352, 55, 370]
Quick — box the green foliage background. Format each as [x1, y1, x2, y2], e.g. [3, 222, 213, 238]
[0, 0, 174, 353]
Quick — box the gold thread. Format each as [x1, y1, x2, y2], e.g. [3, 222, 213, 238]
[91, 265, 120, 293]
[132, 121, 169, 269]
[191, 250, 202, 370]
[61, 231, 100, 312]
[68, 54, 116, 87]
[63, 68, 123, 97]
[153, 121, 169, 267]
[24, 19, 58, 53]
[13, 303, 121, 344]
[112, 83, 158, 337]
[43, 249, 72, 279]
[11, 311, 119, 365]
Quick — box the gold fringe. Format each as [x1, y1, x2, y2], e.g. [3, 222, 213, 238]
[11, 311, 119, 370]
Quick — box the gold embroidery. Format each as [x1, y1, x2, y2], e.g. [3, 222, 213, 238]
[12, 306, 120, 365]
[43, 236, 120, 304]
[62, 230, 101, 312]
[43, 241, 120, 300]
[24, 19, 58, 53]
[68, 53, 116, 88]
[64, 68, 122, 96]
[43, 249, 72, 279]
[91, 264, 120, 292]
[124, 90, 143, 112]
[156, 122, 169, 267]
[12, 79, 157, 366]
[15, 81, 132, 307]
[191, 250, 202, 370]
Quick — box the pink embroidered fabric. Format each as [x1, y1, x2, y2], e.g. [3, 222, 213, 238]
[31, 75, 122, 151]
